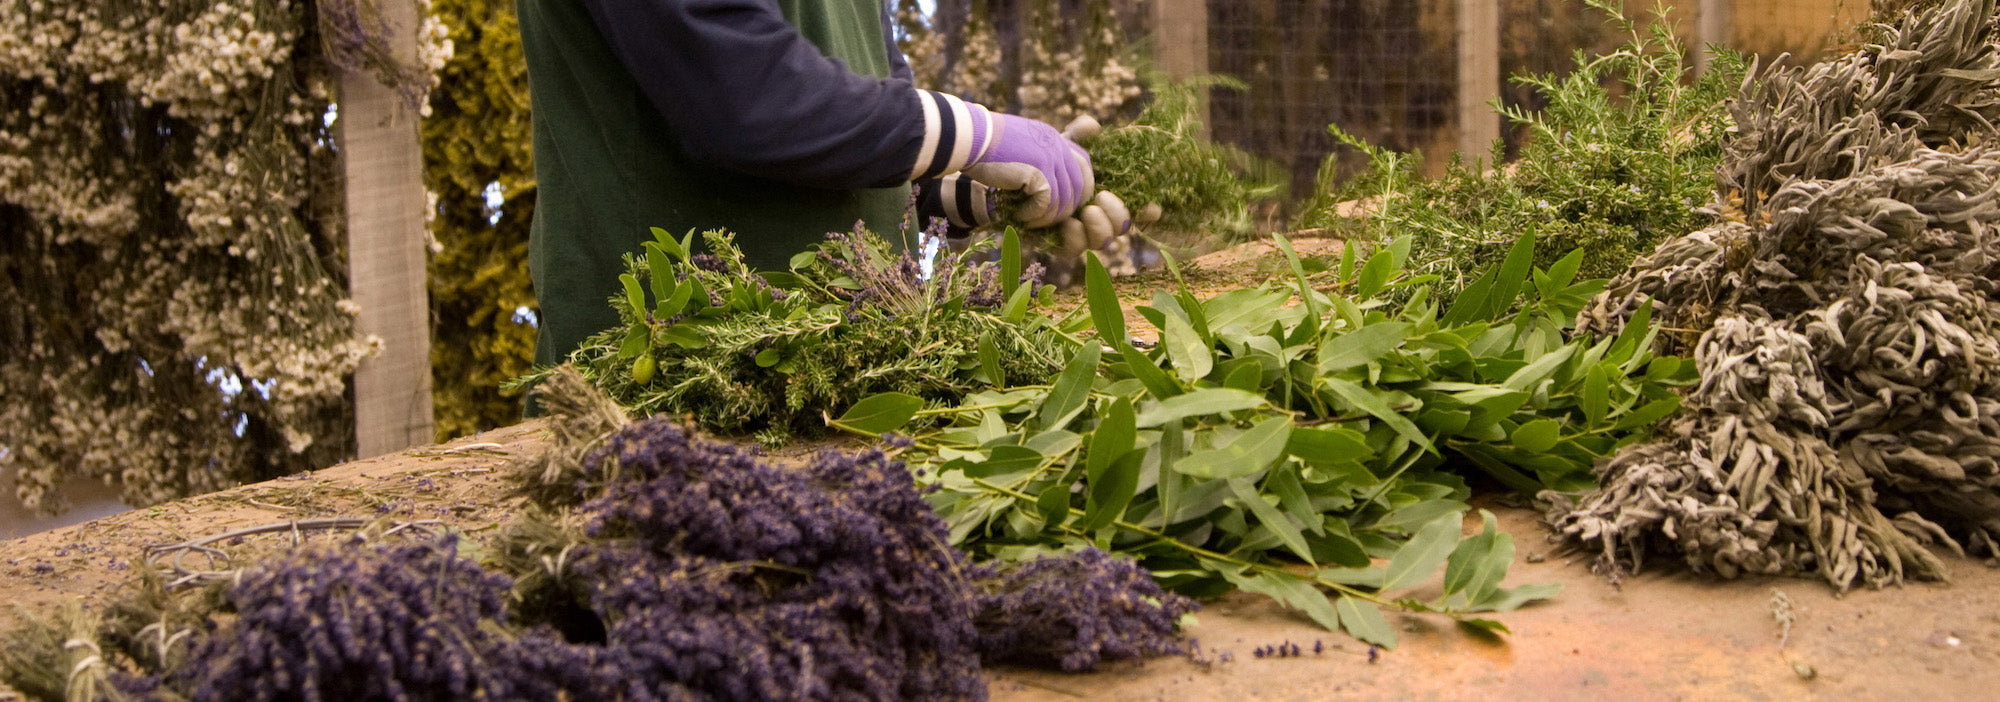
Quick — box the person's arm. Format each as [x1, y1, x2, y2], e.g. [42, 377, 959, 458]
[579, 0, 1091, 226]
[577, 0, 972, 189]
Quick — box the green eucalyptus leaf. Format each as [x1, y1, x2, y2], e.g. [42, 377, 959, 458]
[1441, 267, 1498, 327]
[1337, 596, 1396, 647]
[1080, 450, 1144, 533]
[617, 325, 648, 360]
[1174, 416, 1292, 479]
[754, 347, 783, 368]
[620, 273, 647, 313]
[1024, 429, 1083, 460]
[1271, 234, 1324, 322]
[645, 244, 677, 309]
[649, 227, 686, 260]
[979, 336, 1003, 386]
[1317, 322, 1410, 374]
[1036, 480, 1073, 527]
[1321, 377, 1434, 454]
[1087, 397, 1137, 485]
[655, 325, 706, 350]
[1265, 462, 1321, 534]
[1545, 248, 1584, 291]
[1134, 388, 1267, 428]
[1501, 344, 1576, 392]
[1441, 510, 1511, 606]
[1356, 245, 1397, 298]
[1084, 253, 1127, 342]
[1369, 498, 1468, 532]
[1484, 230, 1536, 318]
[1581, 364, 1611, 426]
[1381, 513, 1463, 591]
[1510, 418, 1562, 454]
[1230, 476, 1314, 564]
[966, 445, 1044, 479]
[1161, 311, 1215, 381]
[1613, 397, 1681, 431]
[1220, 358, 1265, 393]
[1458, 618, 1512, 636]
[1287, 426, 1373, 463]
[833, 392, 923, 435]
[1118, 343, 1184, 399]
[1472, 582, 1563, 612]
[1225, 570, 1342, 633]
[1038, 343, 1101, 432]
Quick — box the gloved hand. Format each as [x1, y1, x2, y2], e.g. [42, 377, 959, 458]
[961, 112, 1094, 228]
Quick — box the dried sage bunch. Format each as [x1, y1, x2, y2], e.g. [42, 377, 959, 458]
[1551, 0, 2000, 590]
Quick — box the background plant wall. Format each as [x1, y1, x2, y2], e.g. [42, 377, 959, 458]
[0, 0, 454, 515]
[422, 0, 536, 440]
[0, 0, 367, 514]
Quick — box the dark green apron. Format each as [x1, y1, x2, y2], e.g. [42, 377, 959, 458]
[518, 0, 909, 366]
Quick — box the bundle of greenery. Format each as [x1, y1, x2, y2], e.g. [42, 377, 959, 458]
[524, 220, 1073, 446]
[1296, 0, 1741, 304]
[1551, 0, 2000, 590]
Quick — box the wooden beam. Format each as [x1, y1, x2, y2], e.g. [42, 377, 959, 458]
[1696, 0, 1732, 74]
[1152, 0, 1208, 80]
[1152, 0, 1209, 138]
[1456, 0, 1501, 162]
[339, 0, 434, 457]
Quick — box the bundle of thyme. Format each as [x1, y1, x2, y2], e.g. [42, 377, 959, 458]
[520, 218, 1072, 445]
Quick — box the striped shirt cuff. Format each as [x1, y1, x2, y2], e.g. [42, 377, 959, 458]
[910, 90, 993, 181]
[924, 174, 990, 228]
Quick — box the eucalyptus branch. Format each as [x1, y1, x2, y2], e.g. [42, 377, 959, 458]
[966, 477, 1391, 607]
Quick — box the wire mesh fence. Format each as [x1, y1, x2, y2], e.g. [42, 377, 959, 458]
[900, 0, 1885, 217]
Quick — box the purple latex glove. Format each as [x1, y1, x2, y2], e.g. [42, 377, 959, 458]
[962, 113, 1094, 228]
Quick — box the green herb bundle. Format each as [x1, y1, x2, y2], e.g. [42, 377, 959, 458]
[526, 225, 1072, 444]
[1297, 0, 1743, 300]
[1088, 76, 1285, 243]
[835, 233, 1696, 645]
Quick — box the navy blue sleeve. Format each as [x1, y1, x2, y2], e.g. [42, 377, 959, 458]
[577, 0, 948, 189]
[881, 2, 913, 83]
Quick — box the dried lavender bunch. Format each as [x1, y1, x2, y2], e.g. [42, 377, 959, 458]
[561, 416, 989, 700]
[971, 549, 1198, 672]
[155, 536, 608, 702]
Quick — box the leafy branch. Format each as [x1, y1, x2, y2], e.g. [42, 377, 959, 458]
[836, 230, 1694, 646]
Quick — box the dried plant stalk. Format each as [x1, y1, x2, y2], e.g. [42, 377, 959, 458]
[1553, 0, 2000, 590]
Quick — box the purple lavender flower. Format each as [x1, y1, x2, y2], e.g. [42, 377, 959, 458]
[162, 536, 605, 702]
[556, 417, 989, 700]
[971, 548, 1198, 672]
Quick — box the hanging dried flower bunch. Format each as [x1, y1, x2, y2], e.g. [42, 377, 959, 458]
[0, 0, 449, 513]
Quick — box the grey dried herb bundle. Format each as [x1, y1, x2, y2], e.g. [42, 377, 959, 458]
[1554, 0, 2000, 590]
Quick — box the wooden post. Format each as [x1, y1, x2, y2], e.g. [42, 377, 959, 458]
[339, 0, 434, 457]
[1152, 0, 1209, 138]
[1695, 0, 1732, 74]
[1456, 0, 1501, 163]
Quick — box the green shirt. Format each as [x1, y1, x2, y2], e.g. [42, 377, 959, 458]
[519, 0, 914, 366]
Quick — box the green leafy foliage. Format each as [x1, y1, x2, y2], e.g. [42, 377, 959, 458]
[526, 226, 1072, 444]
[1088, 76, 1286, 242]
[1295, 0, 1744, 300]
[425, 0, 539, 440]
[842, 232, 1694, 644]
